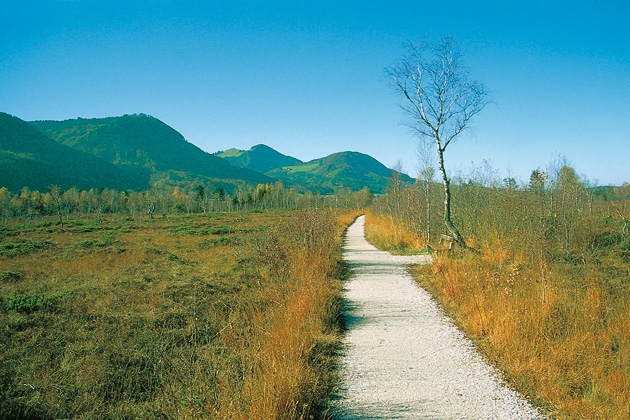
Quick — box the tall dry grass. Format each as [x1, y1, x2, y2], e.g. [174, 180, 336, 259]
[411, 241, 630, 419]
[219, 209, 345, 419]
[363, 210, 425, 254]
[368, 184, 630, 419]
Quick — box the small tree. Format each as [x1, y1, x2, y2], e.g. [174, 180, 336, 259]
[0, 187, 11, 224]
[529, 168, 547, 192]
[47, 185, 64, 227]
[387, 160, 405, 215]
[387, 36, 489, 248]
[417, 138, 436, 244]
[194, 185, 205, 212]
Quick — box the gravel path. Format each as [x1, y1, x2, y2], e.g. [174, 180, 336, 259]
[333, 215, 543, 419]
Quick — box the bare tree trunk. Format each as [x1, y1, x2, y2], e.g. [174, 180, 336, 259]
[437, 146, 465, 247]
[425, 180, 431, 243]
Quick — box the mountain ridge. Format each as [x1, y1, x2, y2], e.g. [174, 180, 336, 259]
[1, 111, 411, 194]
[0, 112, 150, 192]
[216, 144, 303, 174]
[30, 114, 272, 187]
[218, 145, 413, 194]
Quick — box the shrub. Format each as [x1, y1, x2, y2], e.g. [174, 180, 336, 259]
[0, 241, 52, 257]
[0, 271, 22, 283]
[5, 290, 74, 313]
[200, 237, 232, 247]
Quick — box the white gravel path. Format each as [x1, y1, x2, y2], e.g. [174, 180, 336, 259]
[333, 215, 543, 419]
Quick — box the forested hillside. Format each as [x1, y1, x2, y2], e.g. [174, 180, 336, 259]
[30, 114, 271, 187]
[2, 111, 411, 196]
[266, 151, 413, 194]
[0, 113, 149, 192]
[216, 144, 303, 174]
[218, 146, 413, 194]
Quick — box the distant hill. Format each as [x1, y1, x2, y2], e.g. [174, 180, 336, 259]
[268, 151, 413, 194]
[216, 144, 303, 174]
[216, 145, 413, 194]
[30, 114, 271, 188]
[0, 112, 150, 192]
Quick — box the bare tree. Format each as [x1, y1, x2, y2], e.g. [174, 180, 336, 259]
[388, 160, 405, 214]
[387, 36, 489, 248]
[417, 140, 436, 244]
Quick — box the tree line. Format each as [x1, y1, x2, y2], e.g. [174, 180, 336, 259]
[0, 182, 374, 224]
[374, 161, 630, 257]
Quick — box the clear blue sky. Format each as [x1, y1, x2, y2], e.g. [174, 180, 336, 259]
[2, 0, 629, 185]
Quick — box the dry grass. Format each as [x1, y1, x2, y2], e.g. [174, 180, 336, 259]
[363, 210, 425, 254]
[337, 211, 363, 232]
[0, 209, 348, 419]
[367, 208, 630, 419]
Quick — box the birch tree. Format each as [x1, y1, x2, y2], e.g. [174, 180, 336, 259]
[387, 36, 489, 248]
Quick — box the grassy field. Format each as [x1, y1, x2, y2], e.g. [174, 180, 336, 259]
[366, 198, 630, 419]
[0, 209, 351, 419]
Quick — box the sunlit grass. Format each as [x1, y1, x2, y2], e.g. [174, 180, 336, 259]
[0, 209, 348, 418]
[363, 210, 425, 254]
[367, 210, 630, 419]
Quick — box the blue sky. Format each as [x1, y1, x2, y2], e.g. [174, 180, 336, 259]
[1, 0, 629, 185]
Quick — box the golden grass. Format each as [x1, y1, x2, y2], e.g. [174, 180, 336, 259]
[337, 210, 363, 230]
[367, 211, 630, 419]
[363, 210, 425, 254]
[0, 210, 348, 419]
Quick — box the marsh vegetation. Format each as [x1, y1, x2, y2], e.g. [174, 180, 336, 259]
[369, 166, 630, 419]
[1, 158, 628, 419]
[0, 209, 352, 419]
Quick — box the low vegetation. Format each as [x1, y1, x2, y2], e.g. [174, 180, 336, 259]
[363, 210, 425, 255]
[0, 209, 349, 419]
[370, 167, 630, 419]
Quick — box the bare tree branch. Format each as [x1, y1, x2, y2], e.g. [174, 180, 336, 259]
[386, 36, 489, 248]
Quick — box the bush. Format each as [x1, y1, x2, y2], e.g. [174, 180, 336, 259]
[200, 237, 232, 247]
[0, 241, 52, 257]
[5, 290, 74, 313]
[0, 271, 22, 283]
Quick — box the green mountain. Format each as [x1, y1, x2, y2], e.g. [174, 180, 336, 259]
[30, 114, 271, 188]
[216, 144, 303, 174]
[0, 112, 150, 192]
[217, 144, 413, 194]
[269, 151, 413, 194]
[4, 111, 410, 194]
